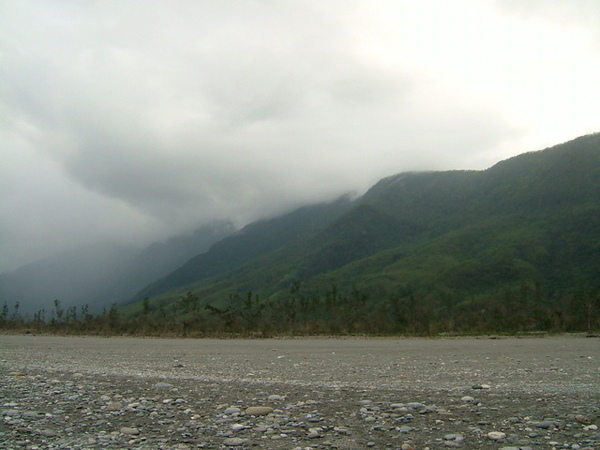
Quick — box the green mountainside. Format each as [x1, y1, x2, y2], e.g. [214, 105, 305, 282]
[128, 197, 354, 304]
[122, 133, 600, 334]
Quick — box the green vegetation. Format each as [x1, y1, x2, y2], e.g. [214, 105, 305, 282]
[3, 133, 600, 336]
[2, 282, 598, 336]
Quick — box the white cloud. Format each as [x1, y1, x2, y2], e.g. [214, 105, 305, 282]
[1, 0, 599, 272]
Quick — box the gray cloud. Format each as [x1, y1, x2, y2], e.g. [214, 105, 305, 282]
[1, 0, 599, 272]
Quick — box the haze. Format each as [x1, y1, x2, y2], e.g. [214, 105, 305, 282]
[2, 0, 599, 273]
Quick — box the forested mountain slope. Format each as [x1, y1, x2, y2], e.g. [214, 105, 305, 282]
[123, 134, 600, 334]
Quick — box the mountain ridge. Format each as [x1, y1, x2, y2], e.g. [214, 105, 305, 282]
[124, 133, 600, 331]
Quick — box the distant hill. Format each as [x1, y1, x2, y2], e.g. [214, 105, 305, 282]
[0, 221, 234, 316]
[124, 133, 600, 333]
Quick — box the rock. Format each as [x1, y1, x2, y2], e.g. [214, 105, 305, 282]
[105, 401, 122, 411]
[405, 402, 425, 409]
[39, 429, 57, 437]
[153, 382, 173, 389]
[223, 437, 246, 446]
[307, 428, 322, 438]
[267, 394, 285, 401]
[444, 433, 464, 442]
[487, 431, 506, 440]
[120, 427, 140, 435]
[244, 406, 273, 416]
[461, 396, 475, 403]
[8, 371, 26, 377]
[443, 433, 465, 447]
[224, 407, 241, 415]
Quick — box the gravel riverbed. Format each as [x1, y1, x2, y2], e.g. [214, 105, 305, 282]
[0, 334, 598, 449]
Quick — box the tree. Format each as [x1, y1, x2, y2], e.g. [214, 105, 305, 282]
[179, 291, 201, 320]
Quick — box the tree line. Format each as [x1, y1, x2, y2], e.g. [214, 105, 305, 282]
[1, 283, 598, 336]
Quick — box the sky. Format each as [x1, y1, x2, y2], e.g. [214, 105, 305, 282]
[1, 0, 600, 273]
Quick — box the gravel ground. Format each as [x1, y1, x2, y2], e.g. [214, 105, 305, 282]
[0, 334, 598, 449]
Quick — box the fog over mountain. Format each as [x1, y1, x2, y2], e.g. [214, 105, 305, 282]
[2, 0, 600, 273]
[0, 221, 234, 315]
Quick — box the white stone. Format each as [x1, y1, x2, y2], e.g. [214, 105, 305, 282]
[487, 431, 506, 440]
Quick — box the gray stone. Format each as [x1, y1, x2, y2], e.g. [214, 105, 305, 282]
[405, 402, 425, 409]
[223, 437, 246, 446]
[224, 407, 241, 415]
[307, 427, 322, 438]
[487, 431, 506, 440]
[245, 406, 273, 416]
[105, 401, 122, 411]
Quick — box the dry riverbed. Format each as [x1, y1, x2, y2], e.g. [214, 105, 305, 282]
[1, 334, 598, 449]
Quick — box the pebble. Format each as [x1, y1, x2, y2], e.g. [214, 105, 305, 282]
[105, 401, 123, 411]
[1, 364, 598, 449]
[406, 402, 425, 409]
[534, 420, 557, 429]
[223, 437, 246, 446]
[224, 406, 241, 414]
[307, 427, 322, 438]
[488, 431, 507, 440]
[244, 406, 274, 415]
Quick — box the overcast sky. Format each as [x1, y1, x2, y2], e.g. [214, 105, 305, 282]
[1, 0, 599, 273]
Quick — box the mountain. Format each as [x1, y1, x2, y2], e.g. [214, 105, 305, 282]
[0, 243, 135, 317]
[128, 196, 354, 304]
[0, 221, 234, 316]
[124, 133, 600, 333]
